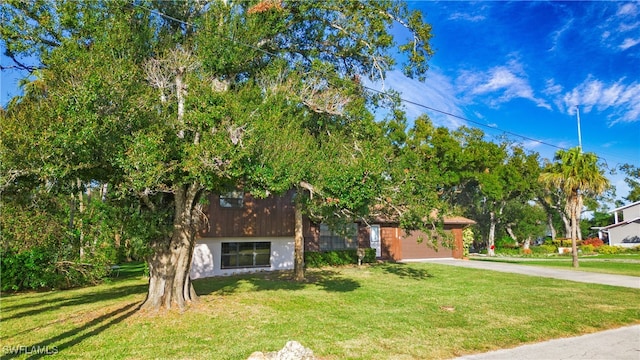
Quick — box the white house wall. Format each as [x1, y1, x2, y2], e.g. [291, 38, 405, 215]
[190, 237, 295, 278]
[608, 221, 640, 248]
[622, 205, 640, 220]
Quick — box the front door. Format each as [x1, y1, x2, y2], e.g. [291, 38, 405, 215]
[370, 225, 381, 258]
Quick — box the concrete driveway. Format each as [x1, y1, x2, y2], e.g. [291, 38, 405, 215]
[420, 258, 640, 359]
[423, 258, 640, 289]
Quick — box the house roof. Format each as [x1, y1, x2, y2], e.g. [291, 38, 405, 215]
[443, 216, 477, 225]
[600, 217, 640, 230]
[609, 200, 640, 213]
[369, 214, 476, 226]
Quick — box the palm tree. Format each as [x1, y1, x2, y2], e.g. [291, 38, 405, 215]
[539, 147, 610, 267]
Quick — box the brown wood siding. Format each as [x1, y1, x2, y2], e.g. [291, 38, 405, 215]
[200, 190, 296, 238]
[450, 227, 464, 259]
[380, 225, 401, 261]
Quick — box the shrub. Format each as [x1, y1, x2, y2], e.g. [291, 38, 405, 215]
[582, 237, 604, 247]
[305, 249, 376, 268]
[1, 247, 56, 291]
[552, 238, 572, 247]
[595, 245, 620, 255]
[0, 247, 110, 292]
[495, 236, 519, 249]
[580, 244, 595, 254]
[462, 228, 474, 257]
[533, 244, 557, 254]
[495, 247, 520, 256]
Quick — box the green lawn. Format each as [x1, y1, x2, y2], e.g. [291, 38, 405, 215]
[474, 254, 640, 276]
[1, 262, 639, 359]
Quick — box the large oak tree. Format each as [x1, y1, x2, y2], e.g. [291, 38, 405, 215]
[1, 1, 434, 310]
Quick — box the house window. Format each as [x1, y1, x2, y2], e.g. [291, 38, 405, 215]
[319, 223, 358, 251]
[221, 242, 271, 269]
[220, 190, 244, 208]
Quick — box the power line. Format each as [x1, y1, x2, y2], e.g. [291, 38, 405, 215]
[365, 85, 639, 166]
[135, 4, 637, 166]
[363, 85, 570, 152]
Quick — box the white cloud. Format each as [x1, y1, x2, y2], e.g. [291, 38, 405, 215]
[382, 69, 466, 129]
[449, 12, 486, 22]
[543, 79, 563, 96]
[599, 2, 640, 52]
[456, 61, 551, 110]
[549, 17, 574, 52]
[616, 3, 638, 17]
[618, 21, 640, 32]
[619, 37, 640, 50]
[560, 77, 640, 124]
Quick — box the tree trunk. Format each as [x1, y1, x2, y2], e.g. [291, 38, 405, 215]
[101, 183, 108, 202]
[505, 225, 518, 246]
[77, 179, 85, 259]
[569, 194, 579, 268]
[577, 218, 583, 241]
[141, 183, 202, 311]
[293, 204, 305, 281]
[547, 213, 556, 240]
[561, 212, 572, 239]
[488, 211, 496, 256]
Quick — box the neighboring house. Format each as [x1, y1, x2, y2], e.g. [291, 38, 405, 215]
[190, 191, 475, 279]
[597, 201, 640, 247]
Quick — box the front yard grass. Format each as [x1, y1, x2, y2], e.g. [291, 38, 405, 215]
[1, 262, 639, 359]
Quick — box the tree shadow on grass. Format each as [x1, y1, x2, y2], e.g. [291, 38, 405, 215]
[1, 262, 147, 314]
[373, 262, 433, 280]
[2, 301, 141, 360]
[194, 269, 360, 296]
[0, 283, 147, 322]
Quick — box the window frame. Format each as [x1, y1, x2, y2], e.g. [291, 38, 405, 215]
[220, 241, 271, 269]
[319, 223, 358, 251]
[219, 190, 244, 208]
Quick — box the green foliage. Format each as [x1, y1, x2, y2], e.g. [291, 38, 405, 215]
[595, 245, 621, 255]
[580, 244, 595, 254]
[494, 247, 520, 256]
[539, 147, 611, 266]
[305, 249, 376, 268]
[552, 238, 573, 247]
[462, 227, 474, 257]
[532, 244, 558, 254]
[496, 236, 516, 248]
[1, 247, 56, 291]
[0, 247, 109, 291]
[619, 163, 640, 202]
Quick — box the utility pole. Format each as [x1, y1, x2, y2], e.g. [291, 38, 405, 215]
[576, 105, 582, 153]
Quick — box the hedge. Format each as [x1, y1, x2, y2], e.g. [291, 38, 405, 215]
[305, 248, 376, 268]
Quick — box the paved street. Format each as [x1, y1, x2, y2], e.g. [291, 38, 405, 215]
[420, 258, 640, 359]
[456, 325, 640, 360]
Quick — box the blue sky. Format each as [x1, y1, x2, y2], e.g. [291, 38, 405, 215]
[379, 1, 640, 203]
[1, 1, 638, 202]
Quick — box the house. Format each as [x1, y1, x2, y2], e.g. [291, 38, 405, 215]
[597, 201, 640, 247]
[190, 191, 475, 279]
